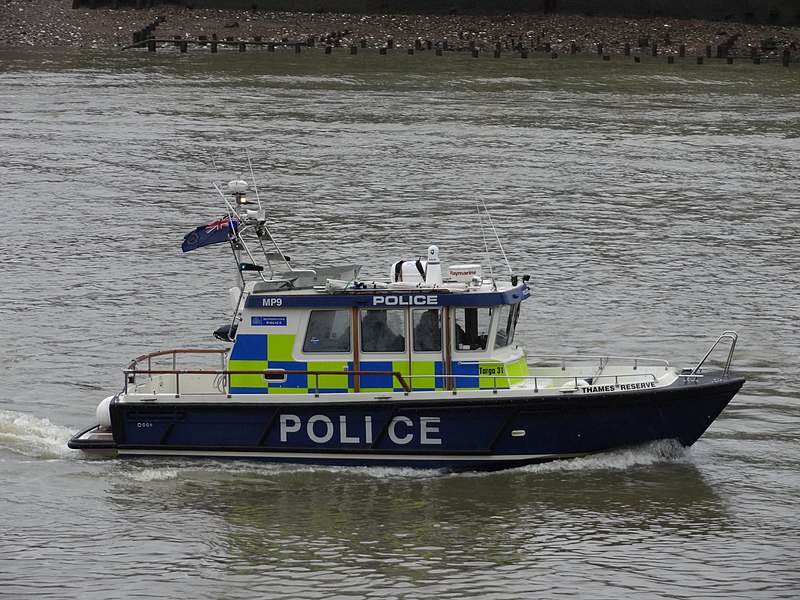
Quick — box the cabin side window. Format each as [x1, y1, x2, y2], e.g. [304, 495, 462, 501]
[494, 304, 520, 349]
[454, 307, 491, 351]
[303, 309, 352, 353]
[413, 309, 442, 352]
[360, 309, 406, 353]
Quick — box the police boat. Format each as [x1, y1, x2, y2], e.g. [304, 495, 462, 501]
[68, 179, 745, 470]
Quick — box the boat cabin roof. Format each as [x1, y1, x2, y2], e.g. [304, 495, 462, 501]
[244, 283, 530, 309]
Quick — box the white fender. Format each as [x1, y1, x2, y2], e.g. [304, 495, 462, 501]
[96, 395, 114, 429]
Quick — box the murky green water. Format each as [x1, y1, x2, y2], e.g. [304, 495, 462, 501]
[1, 47, 798, 599]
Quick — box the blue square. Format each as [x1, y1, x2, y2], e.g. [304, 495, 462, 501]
[230, 334, 267, 361]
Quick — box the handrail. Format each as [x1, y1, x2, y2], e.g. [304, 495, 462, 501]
[127, 348, 228, 371]
[405, 372, 659, 393]
[689, 330, 738, 377]
[125, 367, 411, 394]
[124, 349, 667, 396]
[125, 367, 658, 396]
[524, 353, 671, 369]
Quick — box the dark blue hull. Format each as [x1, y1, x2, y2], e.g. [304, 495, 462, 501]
[70, 373, 745, 470]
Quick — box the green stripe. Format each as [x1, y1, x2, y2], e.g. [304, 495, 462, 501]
[307, 361, 351, 391]
[267, 334, 296, 361]
[228, 359, 268, 389]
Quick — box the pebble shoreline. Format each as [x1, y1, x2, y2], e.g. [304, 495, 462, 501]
[2, 1, 799, 58]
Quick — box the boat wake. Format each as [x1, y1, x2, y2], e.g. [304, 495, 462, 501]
[105, 440, 692, 484]
[117, 466, 182, 482]
[516, 439, 691, 474]
[0, 409, 76, 459]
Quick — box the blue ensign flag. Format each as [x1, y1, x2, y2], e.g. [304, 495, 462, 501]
[181, 217, 238, 252]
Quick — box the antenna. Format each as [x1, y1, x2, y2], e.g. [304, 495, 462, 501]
[479, 198, 513, 275]
[245, 148, 264, 211]
[477, 201, 496, 288]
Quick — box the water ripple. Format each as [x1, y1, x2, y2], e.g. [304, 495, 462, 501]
[1, 50, 799, 599]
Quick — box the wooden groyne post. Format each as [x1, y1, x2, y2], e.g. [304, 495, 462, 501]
[118, 29, 796, 68]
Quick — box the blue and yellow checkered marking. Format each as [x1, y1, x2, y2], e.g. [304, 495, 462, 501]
[229, 334, 528, 394]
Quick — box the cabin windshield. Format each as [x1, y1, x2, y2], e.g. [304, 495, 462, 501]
[303, 309, 352, 352]
[454, 307, 491, 351]
[494, 304, 520, 349]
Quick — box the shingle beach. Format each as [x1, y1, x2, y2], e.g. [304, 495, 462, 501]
[3, 1, 799, 59]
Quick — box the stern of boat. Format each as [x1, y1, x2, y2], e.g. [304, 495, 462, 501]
[68, 423, 118, 457]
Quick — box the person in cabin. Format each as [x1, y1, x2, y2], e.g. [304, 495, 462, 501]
[414, 309, 442, 352]
[361, 310, 404, 352]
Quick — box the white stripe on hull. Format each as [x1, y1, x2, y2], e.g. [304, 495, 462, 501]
[116, 448, 580, 463]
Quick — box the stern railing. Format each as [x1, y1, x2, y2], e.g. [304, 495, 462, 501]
[127, 348, 228, 374]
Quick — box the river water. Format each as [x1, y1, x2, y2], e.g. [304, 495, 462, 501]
[1, 47, 798, 598]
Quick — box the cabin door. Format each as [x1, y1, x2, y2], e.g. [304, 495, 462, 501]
[408, 307, 446, 392]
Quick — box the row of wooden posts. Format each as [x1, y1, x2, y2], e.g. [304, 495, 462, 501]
[125, 32, 793, 66]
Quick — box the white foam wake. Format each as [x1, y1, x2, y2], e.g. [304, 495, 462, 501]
[518, 439, 690, 474]
[0, 409, 76, 459]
